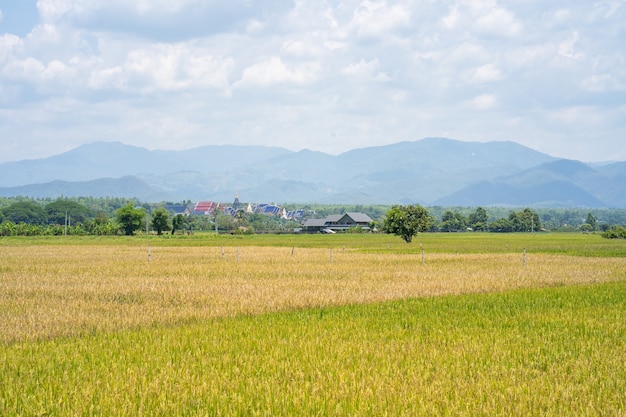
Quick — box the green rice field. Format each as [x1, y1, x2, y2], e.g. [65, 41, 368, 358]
[1, 233, 625, 415]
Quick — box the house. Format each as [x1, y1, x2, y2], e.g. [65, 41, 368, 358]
[193, 201, 220, 215]
[303, 212, 373, 233]
[165, 204, 191, 216]
[284, 209, 305, 220]
[254, 203, 282, 216]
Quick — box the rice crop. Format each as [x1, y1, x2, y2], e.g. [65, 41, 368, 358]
[2, 282, 625, 416]
[1, 242, 624, 343]
[1, 234, 625, 415]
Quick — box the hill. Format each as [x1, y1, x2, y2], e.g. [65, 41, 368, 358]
[0, 138, 624, 207]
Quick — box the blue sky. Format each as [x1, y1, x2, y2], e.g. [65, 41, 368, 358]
[0, 0, 625, 163]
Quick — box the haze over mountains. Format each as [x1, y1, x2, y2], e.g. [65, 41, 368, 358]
[1, 138, 624, 208]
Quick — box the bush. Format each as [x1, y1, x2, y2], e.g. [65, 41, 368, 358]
[601, 226, 626, 239]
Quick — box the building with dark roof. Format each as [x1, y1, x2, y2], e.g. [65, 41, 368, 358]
[302, 212, 373, 233]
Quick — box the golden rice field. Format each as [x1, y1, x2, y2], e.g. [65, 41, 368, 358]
[1, 233, 625, 415]
[2, 238, 625, 343]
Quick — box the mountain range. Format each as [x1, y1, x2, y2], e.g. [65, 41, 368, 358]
[1, 138, 625, 208]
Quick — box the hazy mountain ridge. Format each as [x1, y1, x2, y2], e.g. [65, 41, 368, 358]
[0, 141, 292, 188]
[1, 138, 624, 207]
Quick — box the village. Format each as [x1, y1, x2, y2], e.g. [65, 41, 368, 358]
[168, 194, 374, 234]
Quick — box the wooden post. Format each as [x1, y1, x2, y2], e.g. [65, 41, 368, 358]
[148, 245, 151, 262]
[291, 246, 295, 256]
[221, 246, 225, 258]
[523, 248, 526, 266]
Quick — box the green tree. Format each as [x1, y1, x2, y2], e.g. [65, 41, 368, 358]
[45, 200, 92, 225]
[488, 217, 513, 232]
[215, 213, 236, 233]
[1, 201, 48, 225]
[234, 209, 248, 224]
[580, 223, 593, 233]
[602, 226, 626, 239]
[382, 205, 434, 243]
[85, 211, 118, 235]
[171, 214, 184, 235]
[468, 207, 488, 231]
[151, 208, 170, 235]
[439, 210, 467, 232]
[509, 208, 541, 232]
[585, 212, 597, 231]
[115, 204, 145, 236]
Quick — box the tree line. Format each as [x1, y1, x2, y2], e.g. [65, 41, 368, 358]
[1, 197, 625, 238]
[381, 205, 625, 242]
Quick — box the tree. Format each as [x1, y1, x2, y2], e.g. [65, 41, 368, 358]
[115, 204, 145, 236]
[509, 208, 541, 232]
[234, 209, 248, 224]
[151, 208, 170, 235]
[382, 205, 434, 243]
[1, 201, 48, 225]
[488, 217, 513, 232]
[585, 212, 597, 231]
[45, 200, 92, 225]
[85, 211, 118, 235]
[171, 214, 184, 235]
[439, 210, 467, 232]
[468, 207, 488, 231]
[602, 226, 626, 239]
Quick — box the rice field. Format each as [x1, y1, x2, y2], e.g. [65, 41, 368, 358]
[1, 233, 625, 415]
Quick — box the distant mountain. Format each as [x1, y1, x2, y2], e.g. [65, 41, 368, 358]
[591, 162, 626, 208]
[434, 180, 606, 208]
[0, 138, 624, 207]
[239, 138, 558, 203]
[0, 176, 174, 201]
[0, 141, 292, 187]
[434, 159, 624, 208]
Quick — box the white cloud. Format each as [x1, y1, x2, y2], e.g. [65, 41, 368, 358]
[442, 2, 523, 38]
[37, 0, 73, 22]
[467, 94, 497, 110]
[582, 54, 626, 92]
[237, 56, 319, 87]
[324, 8, 339, 28]
[469, 64, 504, 83]
[350, 1, 411, 38]
[0, 34, 21, 62]
[342, 58, 390, 81]
[0, 0, 625, 163]
[3, 57, 45, 80]
[25, 24, 61, 45]
[441, 6, 460, 29]
[88, 43, 234, 93]
[473, 6, 522, 37]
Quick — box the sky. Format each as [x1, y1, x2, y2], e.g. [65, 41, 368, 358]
[0, 0, 625, 164]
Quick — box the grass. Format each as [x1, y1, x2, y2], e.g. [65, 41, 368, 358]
[1, 233, 625, 415]
[2, 231, 625, 256]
